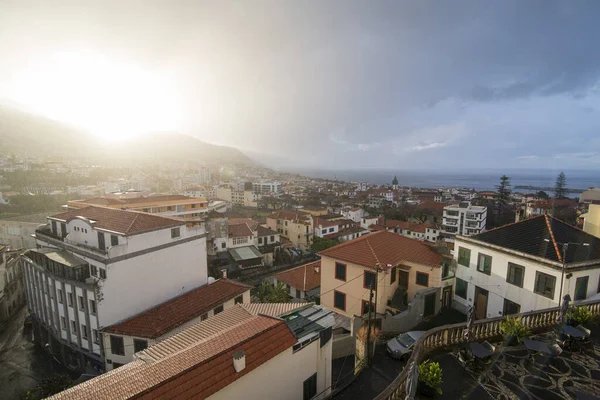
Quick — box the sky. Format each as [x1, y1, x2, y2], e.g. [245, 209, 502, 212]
[1, 1, 600, 170]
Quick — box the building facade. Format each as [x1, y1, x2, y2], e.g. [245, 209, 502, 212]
[0, 246, 25, 323]
[266, 211, 313, 250]
[442, 202, 487, 237]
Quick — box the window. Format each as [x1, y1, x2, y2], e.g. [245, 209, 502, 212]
[191, 203, 196, 209]
[534, 272, 556, 299]
[78, 296, 85, 310]
[81, 324, 88, 339]
[285, 221, 288, 226]
[364, 271, 377, 289]
[416, 272, 429, 287]
[90, 265, 98, 277]
[171, 227, 181, 238]
[71, 320, 77, 333]
[99, 268, 106, 279]
[167, 206, 173, 211]
[234, 295, 243, 304]
[93, 329, 100, 344]
[258, 237, 263, 244]
[98, 232, 105, 251]
[285, 230, 288, 236]
[476, 253, 492, 275]
[506, 263, 525, 287]
[503, 299, 520, 316]
[457, 247, 471, 267]
[221, 242, 226, 249]
[296, 288, 301, 299]
[286, 284, 291, 294]
[322, 229, 327, 234]
[214, 305, 224, 315]
[390, 267, 397, 284]
[335, 263, 346, 281]
[329, 227, 334, 233]
[333, 291, 346, 311]
[58, 289, 63, 304]
[89, 299, 97, 314]
[67, 292, 74, 307]
[134, 339, 148, 353]
[51, 220, 57, 235]
[110, 235, 118, 246]
[362, 300, 374, 315]
[455, 278, 468, 299]
[303, 373, 317, 400]
[110, 335, 125, 355]
[201, 313, 208, 321]
[61, 316, 67, 330]
[575, 276, 589, 301]
[270, 235, 274, 241]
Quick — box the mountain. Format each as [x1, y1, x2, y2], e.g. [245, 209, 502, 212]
[0, 106, 254, 165]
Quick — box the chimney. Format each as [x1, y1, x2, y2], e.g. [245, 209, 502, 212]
[233, 351, 246, 372]
[221, 269, 227, 279]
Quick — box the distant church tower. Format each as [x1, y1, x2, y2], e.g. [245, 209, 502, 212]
[392, 176, 399, 189]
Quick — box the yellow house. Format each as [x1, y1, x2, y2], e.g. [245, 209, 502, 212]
[583, 204, 600, 238]
[318, 231, 446, 318]
[266, 210, 313, 250]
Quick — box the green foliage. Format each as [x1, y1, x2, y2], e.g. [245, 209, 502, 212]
[500, 316, 530, 343]
[554, 171, 567, 199]
[419, 359, 443, 395]
[567, 306, 594, 326]
[18, 373, 72, 400]
[311, 236, 338, 252]
[496, 175, 512, 204]
[0, 193, 79, 216]
[536, 191, 549, 199]
[253, 281, 291, 303]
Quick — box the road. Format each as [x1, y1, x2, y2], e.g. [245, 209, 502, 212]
[0, 306, 71, 399]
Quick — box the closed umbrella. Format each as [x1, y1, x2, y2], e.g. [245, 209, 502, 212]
[558, 294, 571, 324]
[404, 360, 419, 400]
[464, 305, 475, 340]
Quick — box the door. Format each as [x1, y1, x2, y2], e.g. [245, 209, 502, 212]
[442, 286, 453, 308]
[424, 293, 436, 318]
[398, 270, 409, 289]
[474, 286, 488, 320]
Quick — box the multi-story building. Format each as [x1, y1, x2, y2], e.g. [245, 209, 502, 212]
[266, 211, 313, 251]
[0, 246, 25, 322]
[231, 190, 259, 208]
[442, 202, 487, 237]
[341, 207, 364, 223]
[580, 187, 600, 204]
[452, 215, 600, 320]
[583, 204, 600, 238]
[49, 303, 333, 400]
[252, 181, 282, 195]
[67, 195, 209, 219]
[22, 206, 208, 371]
[383, 220, 441, 243]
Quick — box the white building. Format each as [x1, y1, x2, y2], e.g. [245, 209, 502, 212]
[0, 246, 26, 322]
[342, 207, 364, 223]
[442, 202, 487, 237]
[452, 214, 600, 320]
[22, 206, 208, 371]
[252, 181, 282, 195]
[49, 303, 333, 400]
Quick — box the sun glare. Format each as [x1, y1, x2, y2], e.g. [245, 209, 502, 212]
[7, 51, 182, 141]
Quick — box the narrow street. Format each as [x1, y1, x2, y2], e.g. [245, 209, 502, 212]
[0, 307, 72, 399]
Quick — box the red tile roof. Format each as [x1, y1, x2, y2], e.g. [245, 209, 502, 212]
[274, 261, 321, 291]
[318, 230, 443, 269]
[257, 225, 278, 237]
[267, 210, 311, 224]
[228, 218, 259, 231]
[103, 279, 251, 338]
[50, 307, 297, 400]
[49, 206, 185, 236]
[228, 223, 254, 238]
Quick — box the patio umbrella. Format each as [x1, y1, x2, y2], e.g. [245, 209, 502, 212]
[404, 360, 419, 400]
[558, 294, 571, 324]
[464, 305, 475, 340]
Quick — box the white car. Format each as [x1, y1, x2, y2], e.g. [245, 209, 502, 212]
[386, 331, 425, 360]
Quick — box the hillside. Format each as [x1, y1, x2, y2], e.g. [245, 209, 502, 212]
[0, 106, 254, 165]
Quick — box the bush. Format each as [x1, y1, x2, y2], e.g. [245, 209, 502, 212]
[567, 306, 594, 326]
[500, 316, 530, 344]
[419, 359, 443, 395]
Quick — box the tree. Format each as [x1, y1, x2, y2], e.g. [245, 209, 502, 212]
[253, 281, 290, 303]
[536, 191, 549, 199]
[311, 236, 338, 252]
[19, 374, 72, 400]
[496, 175, 512, 204]
[392, 176, 398, 186]
[554, 171, 567, 199]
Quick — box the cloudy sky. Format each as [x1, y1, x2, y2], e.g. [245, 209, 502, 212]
[1, 1, 600, 170]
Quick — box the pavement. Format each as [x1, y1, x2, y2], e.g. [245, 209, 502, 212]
[0, 306, 73, 400]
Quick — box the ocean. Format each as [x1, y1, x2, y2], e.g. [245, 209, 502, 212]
[287, 168, 600, 192]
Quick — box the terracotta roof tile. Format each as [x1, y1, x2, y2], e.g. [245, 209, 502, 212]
[274, 261, 321, 291]
[240, 302, 309, 317]
[228, 218, 259, 230]
[267, 210, 311, 224]
[228, 223, 254, 238]
[318, 230, 443, 269]
[257, 225, 278, 237]
[103, 280, 252, 338]
[49, 206, 185, 236]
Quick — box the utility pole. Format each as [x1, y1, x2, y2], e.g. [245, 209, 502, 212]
[366, 281, 374, 366]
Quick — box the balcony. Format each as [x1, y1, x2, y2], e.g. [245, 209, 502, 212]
[375, 299, 600, 400]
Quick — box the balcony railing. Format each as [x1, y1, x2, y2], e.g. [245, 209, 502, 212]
[374, 298, 600, 400]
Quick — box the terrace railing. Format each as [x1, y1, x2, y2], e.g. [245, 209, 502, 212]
[374, 299, 600, 400]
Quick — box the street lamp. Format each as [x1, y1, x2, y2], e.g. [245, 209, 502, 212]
[543, 239, 589, 310]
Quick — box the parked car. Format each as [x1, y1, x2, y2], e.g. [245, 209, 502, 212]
[386, 331, 425, 360]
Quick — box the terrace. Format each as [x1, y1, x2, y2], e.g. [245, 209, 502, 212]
[375, 299, 600, 400]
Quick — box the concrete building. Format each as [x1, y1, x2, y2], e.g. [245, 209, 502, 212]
[583, 204, 600, 238]
[22, 206, 208, 371]
[48, 303, 333, 400]
[274, 260, 321, 302]
[101, 279, 251, 370]
[252, 181, 282, 195]
[442, 202, 487, 237]
[341, 207, 364, 223]
[452, 215, 600, 320]
[318, 231, 447, 319]
[0, 246, 25, 323]
[580, 187, 600, 204]
[266, 211, 313, 251]
[0, 213, 47, 249]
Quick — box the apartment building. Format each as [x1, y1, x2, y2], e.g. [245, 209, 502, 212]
[23, 206, 208, 371]
[101, 279, 251, 370]
[313, 217, 365, 242]
[341, 207, 364, 223]
[266, 211, 313, 251]
[49, 304, 333, 400]
[252, 181, 282, 195]
[452, 215, 600, 320]
[442, 202, 487, 237]
[67, 194, 209, 219]
[0, 246, 25, 322]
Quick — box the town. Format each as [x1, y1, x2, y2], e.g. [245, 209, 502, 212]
[1, 153, 600, 399]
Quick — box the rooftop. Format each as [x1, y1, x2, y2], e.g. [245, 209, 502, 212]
[48, 206, 186, 236]
[267, 210, 311, 223]
[318, 230, 443, 270]
[69, 194, 206, 207]
[467, 214, 600, 265]
[274, 261, 321, 291]
[228, 222, 254, 238]
[256, 225, 278, 237]
[102, 279, 252, 338]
